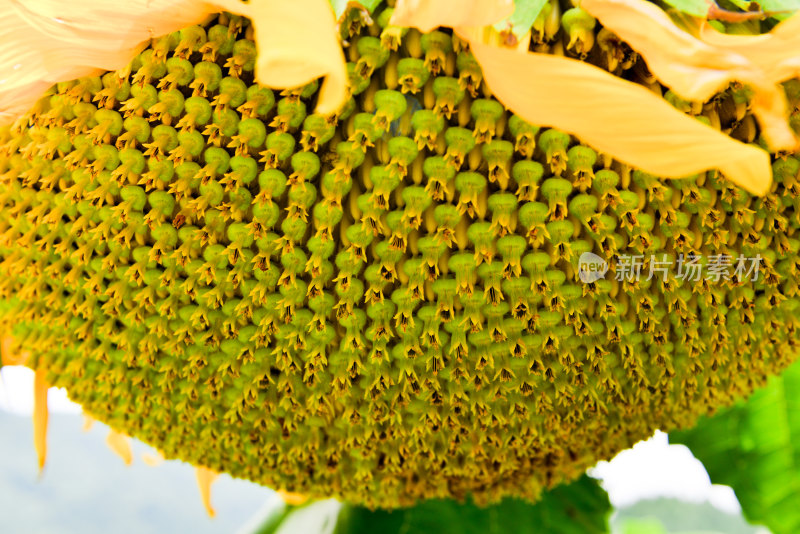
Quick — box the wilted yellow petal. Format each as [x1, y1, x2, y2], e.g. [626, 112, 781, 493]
[390, 0, 514, 33]
[106, 429, 133, 465]
[581, 0, 753, 98]
[1, 0, 349, 123]
[1, 335, 30, 366]
[698, 14, 800, 82]
[227, 0, 348, 115]
[581, 0, 799, 151]
[697, 17, 800, 150]
[0, 0, 217, 125]
[196, 466, 219, 518]
[463, 36, 771, 195]
[33, 368, 48, 474]
[277, 490, 310, 506]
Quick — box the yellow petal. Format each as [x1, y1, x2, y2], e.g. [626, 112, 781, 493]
[697, 17, 800, 150]
[0, 0, 217, 125]
[750, 84, 797, 152]
[580, 0, 754, 99]
[1, 0, 352, 120]
[581, 0, 799, 151]
[142, 451, 165, 467]
[106, 429, 133, 465]
[277, 490, 310, 506]
[1, 335, 30, 366]
[698, 14, 800, 82]
[196, 466, 219, 518]
[390, 0, 514, 33]
[462, 35, 771, 195]
[33, 368, 48, 474]
[227, 0, 348, 115]
[82, 413, 95, 432]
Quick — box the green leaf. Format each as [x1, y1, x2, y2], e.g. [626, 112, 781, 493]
[247, 475, 611, 534]
[335, 476, 612, 534]
[618, 518, 668, 534]
[671, 360, 800, 534]
[720, 0, 800, 20]
[343, 476, 611, 534]
[251, 500, 344, 534]
[752, 0, 800, 19]
[330, 0, 382, 20]
[662, 0, 800, 18]
[723, 0, 759, 10]
[493, 0, 550, 37]
[250, 504, 296, 534]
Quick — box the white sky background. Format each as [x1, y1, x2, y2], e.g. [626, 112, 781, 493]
[591, 430, 741, 514]
[1, 365, 743, 516]
[0, 365, 81, 414]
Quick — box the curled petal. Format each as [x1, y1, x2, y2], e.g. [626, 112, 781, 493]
[106, 429, 133, 465]
[699, 15, 800, 147]
[581, 0, 799, 151]
[390, 0, 514, 33]
[229, 0, 348, 115]
[698, 14, 800, 82]
[580, 0, 753, 98]
[463, 35, 771, 195]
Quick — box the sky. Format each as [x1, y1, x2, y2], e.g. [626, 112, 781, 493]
[0, 365, 743, 517]
[0, 365, 81, 415]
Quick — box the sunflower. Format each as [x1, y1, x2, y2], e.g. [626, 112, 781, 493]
[1, 0, 800, 514]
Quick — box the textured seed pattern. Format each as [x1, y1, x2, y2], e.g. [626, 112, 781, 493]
[1, 6, 800, 508]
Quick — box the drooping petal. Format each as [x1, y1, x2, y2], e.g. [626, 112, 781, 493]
[390, 0, 514, 33]
[196, 466, 219, 518]
[581, 0, 800, 151]
[462, 35, 772, 195]
[227, 0, 348, 115]
[106, 429, 133, 465]
[33, 369, 48, 474]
